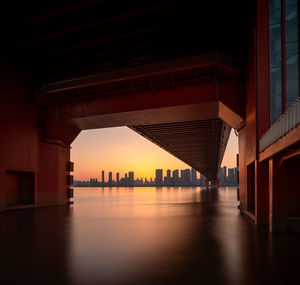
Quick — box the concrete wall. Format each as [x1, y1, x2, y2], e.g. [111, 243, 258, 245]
[0, 59, 70, 211]
[239, 0, 270, 224]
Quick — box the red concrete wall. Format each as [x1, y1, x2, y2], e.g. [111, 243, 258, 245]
[245, 12, 257, 167]
[256, 0, 270, 138]
[0, 60, 39, 210]
[238, 5, 257, 215]
[0, 59, 70, 211]
[4, 172, 19, 206]
[239, 0, 271, 224]
[37, 142, 70, 207]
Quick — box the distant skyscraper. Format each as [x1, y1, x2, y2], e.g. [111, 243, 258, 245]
[116, 172, 119, 185]
[166, 169, 171, 185]
[223, 166, 227, 185]
[182, 169, 191, 185]
[191, 168, 197, 186]
[90, 178, 97, 186]
[180, 169, 184, 184]
[102, 170, 105, 185]
[172, 169, 179, 185]
[109, 171, 112, 186]
[128, 171, 134, 186]
[234, 167, 238, 185]
[155, 169, 163, 186]
[228, 168, 234, 186]
[125, 173, 128, 186]
[218, 167, 226, 185]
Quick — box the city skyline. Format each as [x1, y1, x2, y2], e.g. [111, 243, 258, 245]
[71, 127, 238, 181]
[74, 165, 238, 187]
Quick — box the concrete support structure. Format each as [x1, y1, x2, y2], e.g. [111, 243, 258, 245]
[0, 61, 73, 211]
[0, 0, 299, 231]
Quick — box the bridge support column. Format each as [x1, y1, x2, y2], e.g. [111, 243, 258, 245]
[37, 141, 71, 207]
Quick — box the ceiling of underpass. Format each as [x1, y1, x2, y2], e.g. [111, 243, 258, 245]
[1, 0, 247, 180]
[1, 0, 254, 86]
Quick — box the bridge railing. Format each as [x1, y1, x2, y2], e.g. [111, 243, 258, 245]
[259, 98, 300, 152]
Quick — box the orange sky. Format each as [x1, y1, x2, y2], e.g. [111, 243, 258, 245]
[71, 127, 238, 181]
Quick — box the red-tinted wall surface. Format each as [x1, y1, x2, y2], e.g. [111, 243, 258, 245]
[238, 0, 270, 223]
[37, 143, 70, 207]
[238, 3, 257, 218]
[0, 59, 70, 211]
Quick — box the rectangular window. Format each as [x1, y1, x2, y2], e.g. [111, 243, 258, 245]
[270, 0, 299, 125]
[285, 0, 299, 108]
[270, 0, 282, 125]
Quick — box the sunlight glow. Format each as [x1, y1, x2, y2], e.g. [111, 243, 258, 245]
[71, 127, 238, 181]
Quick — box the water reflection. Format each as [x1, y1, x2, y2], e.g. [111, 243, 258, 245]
[0, 187, 299, 285]
[0, 206, 72, 285]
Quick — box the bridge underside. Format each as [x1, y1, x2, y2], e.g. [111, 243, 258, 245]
[0, 0, 250, 212]
[131, 119, 230, 180]
[1, 0, 300, 233]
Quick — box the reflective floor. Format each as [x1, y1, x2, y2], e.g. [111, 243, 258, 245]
[0, 187, 299, 285]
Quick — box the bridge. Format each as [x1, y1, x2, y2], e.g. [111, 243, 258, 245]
[38, 53, 243, 181]
[0, 0, 300, 231]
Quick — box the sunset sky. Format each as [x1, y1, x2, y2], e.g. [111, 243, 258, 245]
[71, 127, 238, 181]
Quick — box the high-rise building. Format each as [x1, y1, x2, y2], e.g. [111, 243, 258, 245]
[90, 178, 98, 186]
[219, 166, 227, 186]
[228, 168, 234, 186]
[102, 170, 105, 185]
[166, 169, 171, 185]
[124, 173, 128, 186]
[108, 171, 112, 186]
[128, 171, 134, 186]
[116, 172, 119, 185]
[172, 169, 179, 185]
[155, 169, 163, 186]
[180, 169, 184, 184]
[191, 168, 197, 186]
[234, 167, 238, 185]
[182, 169, 191, 185]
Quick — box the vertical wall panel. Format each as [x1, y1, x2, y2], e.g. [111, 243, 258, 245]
[258, 0, 271, 137]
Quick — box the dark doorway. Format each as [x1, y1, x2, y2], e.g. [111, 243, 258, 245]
[285, 155, 300, 221]
[5, 171, 34, 207]
[247, 162, 255, 214]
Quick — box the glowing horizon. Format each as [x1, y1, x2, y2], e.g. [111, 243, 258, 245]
[71, 127, 238, 181]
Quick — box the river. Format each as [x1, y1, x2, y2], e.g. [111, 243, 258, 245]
[0, 187, 299, 285]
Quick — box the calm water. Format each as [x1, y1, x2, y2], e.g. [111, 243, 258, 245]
[0, 187, 299, 285]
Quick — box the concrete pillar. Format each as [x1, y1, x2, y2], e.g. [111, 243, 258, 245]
[37, 141, 71, 207]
